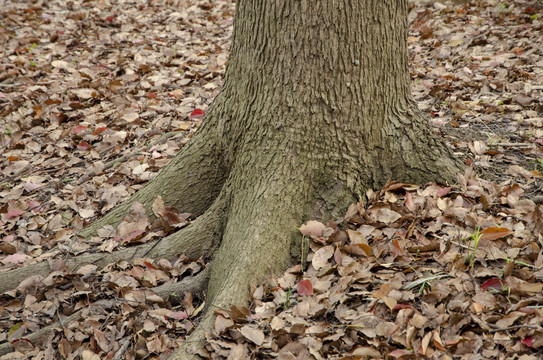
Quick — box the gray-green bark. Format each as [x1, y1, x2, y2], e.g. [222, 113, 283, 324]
[0, 0, 462, 359]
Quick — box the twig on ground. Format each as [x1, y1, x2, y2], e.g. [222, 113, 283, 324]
[488, 324, 540, 333]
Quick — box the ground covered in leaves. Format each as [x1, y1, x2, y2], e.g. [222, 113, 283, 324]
[1, 0, 543, 359]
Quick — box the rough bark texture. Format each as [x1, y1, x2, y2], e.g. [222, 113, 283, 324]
[1, 0, 463, 359]
[172, 0, 461, 358]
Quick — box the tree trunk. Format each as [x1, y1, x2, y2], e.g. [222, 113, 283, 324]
[0, 0, 462, 358]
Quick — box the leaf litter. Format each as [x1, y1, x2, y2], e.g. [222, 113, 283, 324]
[1, 0, 543, 359]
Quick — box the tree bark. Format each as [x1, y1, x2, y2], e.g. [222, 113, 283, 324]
[170, 0, 462, 358]
[1, 0, 462, 358]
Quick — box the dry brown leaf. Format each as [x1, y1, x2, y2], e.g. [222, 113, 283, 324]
[311, 246, 334, 270]
[479, 227, 513, 241]
[215, 315, 234, 334]
[419, 331, 432, 355]
[239, 325, 264, 345]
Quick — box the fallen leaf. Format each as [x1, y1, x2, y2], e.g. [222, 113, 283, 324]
[419, 331, 432, 355]
[522, 337, 535, 348]
[507, 276, 543, 296]
[297, 279, 313, 296]
[190, 108, 205, 119]
[2, 253, 28, 265]
[72, 125, 89, 134]
[169, 311, 189, 321]
[299, 220, 326, 237]
[433, 330, 446, 351]
[5, 209, 24, 220]
[240, 325, 264, 345]
[437, 187, 452, 197]
[351, 347, 381, 357]
[8, 322, 26, 342]
[311, 246, 334, 270]
[214, 315, 234, 334]
[480, 227, 513, 241]
[76, 141, 92, 151]
[389, 349, 413, 358]
[481, 278, 506, 291]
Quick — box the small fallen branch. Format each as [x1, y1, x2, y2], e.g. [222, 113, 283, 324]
[488, 324, 541, 333]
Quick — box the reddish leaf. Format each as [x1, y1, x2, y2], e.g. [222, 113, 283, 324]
[72, 125, 89, 134]
[76, 141, 92, 151]
[27, 200, 41, 212]
[6, 209, 24, 220]
[405, 191, 415, 212]
[131, 266, 145, 279]
[389, 349, 413, 358]
[480, 227, 513, 241]
[522, 337, 534, 348]
[93, 127, 107, 135]
[143, 261, 158, 270]
[169, 311, 188, 321]
[437, 187, 452, 197]
[296, 279, 313, 296]
[393, 303, 413, 311]
[4, 235, 15, 242]
[190, 108, 205, 119]
[481, 278, 506, 291]
[148, 92, 157, 99]
[122, 229, 145, 243]
[105, 15, 116, 22]
[392, 238, 403, 255]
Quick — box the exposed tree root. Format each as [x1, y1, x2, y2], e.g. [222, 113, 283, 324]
[0, 202, 225, 294]
[171, 310, 215, 360]
[153, 268, 209, 303]
[166, 159, 315, 359]
[0, 270, 209, 356]
[0, 299, 113, 357]
[79, 123, 227, 239]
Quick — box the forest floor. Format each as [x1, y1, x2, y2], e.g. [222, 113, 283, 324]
[1, 0, 543, 359]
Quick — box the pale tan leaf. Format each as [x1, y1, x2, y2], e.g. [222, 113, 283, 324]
[240, 325, 265, 345]
[311, 246, 334, 270]
[351, 347, 381, 357]
[299, 220, 326, 237]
